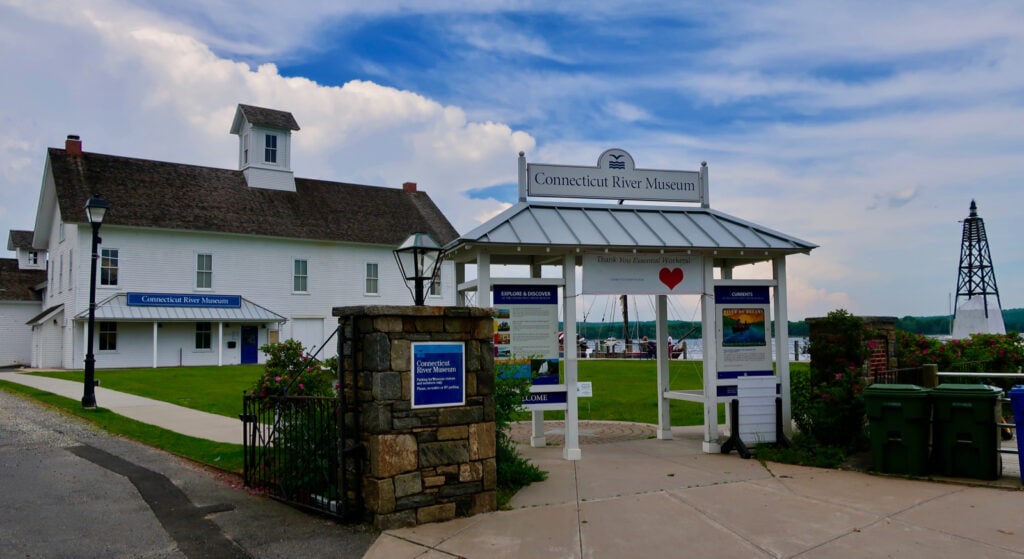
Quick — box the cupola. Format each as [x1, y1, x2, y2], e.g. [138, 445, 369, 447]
[229, 104, 301, 191]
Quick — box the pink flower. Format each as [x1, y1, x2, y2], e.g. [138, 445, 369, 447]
[835, 373, 843, 379]
[299, 383, 305, 390]
[275, 376, 282, 382]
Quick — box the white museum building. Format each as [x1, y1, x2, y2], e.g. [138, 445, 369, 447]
[2, 104, 457, 369]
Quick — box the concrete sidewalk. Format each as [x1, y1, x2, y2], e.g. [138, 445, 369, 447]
[0, 369, 242, 444]
[368, 423, 1024, 559]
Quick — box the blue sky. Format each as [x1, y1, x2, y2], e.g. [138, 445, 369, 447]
[2, 1, 1023, 321]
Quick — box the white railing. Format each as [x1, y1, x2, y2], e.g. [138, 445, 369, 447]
[936, 370, 1023, 456]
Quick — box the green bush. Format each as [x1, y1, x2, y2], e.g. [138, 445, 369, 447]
[249, 339, 336, 398]
[494, 360, 546, 506]
[795, 310, 869, 452]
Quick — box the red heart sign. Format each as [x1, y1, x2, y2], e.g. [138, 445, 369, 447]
[659, 267, 684, 290]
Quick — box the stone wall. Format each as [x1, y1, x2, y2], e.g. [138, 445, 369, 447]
[332, 305, 496, 530]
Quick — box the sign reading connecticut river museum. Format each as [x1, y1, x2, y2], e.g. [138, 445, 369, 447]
[127, 292, 242, 308]
[527, 148, 705, 203]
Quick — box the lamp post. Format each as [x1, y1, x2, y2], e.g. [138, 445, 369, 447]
[393, 232, 444, 306]
[82, 194, 109, 409]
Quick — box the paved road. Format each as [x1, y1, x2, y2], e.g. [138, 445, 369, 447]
[0, 388, 377, 558]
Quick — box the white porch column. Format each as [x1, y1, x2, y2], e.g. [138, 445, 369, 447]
[152, 322, 158, 368]
[773, 257, 792, 436]
[562, 253, 581, 460]
[218, 322, 224, 367]
[656, 294, 672, 439]
[701, 258, 720, 453]
[475, 253, 490, 308]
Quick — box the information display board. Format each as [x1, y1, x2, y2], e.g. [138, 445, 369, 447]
[714, 286, 775, 400]
[493, 284, 565, 409]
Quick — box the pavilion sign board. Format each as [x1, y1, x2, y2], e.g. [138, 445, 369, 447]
[527, 148, 705, 204]
[582, 252, 704, 295]
[127, 292, 242, 308]
[714, 286, 775, 401]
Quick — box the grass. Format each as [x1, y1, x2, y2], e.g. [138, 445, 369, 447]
[31, 365, 263, 418]
[0, 380, 244, 472]
[13, 360, 811, 475]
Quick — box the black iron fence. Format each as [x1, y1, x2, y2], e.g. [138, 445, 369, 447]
[241, 394, 360, 520]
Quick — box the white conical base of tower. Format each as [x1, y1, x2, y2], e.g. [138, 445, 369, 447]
[951, 296, 1006, 339]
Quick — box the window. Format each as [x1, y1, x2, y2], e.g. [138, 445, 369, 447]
[195, 322, 212, 350]
[99, 322, 117, 351]
[28, 251, 38, 265]
[58, 253, 63, 292]
[68, 249, 73, 289]
[243, 133, 249, 165]
[428, 274, 441, 297]
[365, 262, 379, 295]
[196, 253, 212, 289]
[264, 134, 278, 163]
[293, 259, 308, 292]
[100, 248, 118, 286]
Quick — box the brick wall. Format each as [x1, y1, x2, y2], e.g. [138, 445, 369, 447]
[333, 305, 496, 530]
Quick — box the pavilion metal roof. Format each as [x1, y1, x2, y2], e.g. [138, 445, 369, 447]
[445, 201, 816, 265]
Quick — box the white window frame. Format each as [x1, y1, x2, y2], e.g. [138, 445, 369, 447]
[365, 262, 380, 295]
[428, 273, 442, 298]
[264, 133, 278, 164]
[100, 248, 119, 287]
[68, 249, 73, 290]
[293, 258, 309, 293]
[28, 251, 38, 265]
[195, 322, 212, 351]
[99, 322, 117, 351]
[243, 133, 250, 165]
[196, 253, 213, 290]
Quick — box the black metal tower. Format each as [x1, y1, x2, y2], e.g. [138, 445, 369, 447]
[952, 200, 1004, 336]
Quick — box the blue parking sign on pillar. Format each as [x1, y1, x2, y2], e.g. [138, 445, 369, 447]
[411, 342, 466, 408]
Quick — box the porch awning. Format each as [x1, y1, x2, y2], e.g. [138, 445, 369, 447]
[73, 293, 286, 323]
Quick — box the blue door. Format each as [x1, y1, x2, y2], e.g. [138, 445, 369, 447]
[241, 326, 259, 364]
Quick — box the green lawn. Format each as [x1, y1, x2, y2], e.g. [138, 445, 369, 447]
[31, 365, 263, 418]
[29, 361, 810, 427]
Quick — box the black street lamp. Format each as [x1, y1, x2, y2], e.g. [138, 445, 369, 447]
[393, 232, 444, 306]
[82, 194, 109, 409]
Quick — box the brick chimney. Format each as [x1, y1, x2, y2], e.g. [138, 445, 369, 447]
[65, 134, 82, 155]
[402, 182, 417, 192]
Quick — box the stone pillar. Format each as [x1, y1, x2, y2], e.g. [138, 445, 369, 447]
[332, 305, 496, 530]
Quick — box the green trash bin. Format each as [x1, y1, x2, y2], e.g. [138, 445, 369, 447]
[930, 384, 1002, 480]
[864, 384, 931, 476]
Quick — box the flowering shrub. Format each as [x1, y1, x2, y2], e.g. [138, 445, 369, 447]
[795, 309, 870, 452]
[250, 339, 336, 398]
[896, 330, 1024, 390]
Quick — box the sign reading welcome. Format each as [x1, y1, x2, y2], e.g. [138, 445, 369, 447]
[527, 148, 703, 203]
[127, 292, 242, 308]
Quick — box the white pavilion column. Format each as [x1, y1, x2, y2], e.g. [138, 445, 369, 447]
[773, 256, 793, 436]
[152, 322, 158, 368]
[701, 257, 720, 453]
[562, 253, 581, 460]
[530, 260, 546, 448]
[656, 294, 672, 439]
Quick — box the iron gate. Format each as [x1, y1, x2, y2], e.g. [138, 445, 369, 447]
[241, 394, 361, 520]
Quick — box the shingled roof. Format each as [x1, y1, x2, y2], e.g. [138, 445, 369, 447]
[0, 259, 45, 302]
[7, 230, 33, 251]
[46, 148, 458, 247]
[235, 104, 300, 131]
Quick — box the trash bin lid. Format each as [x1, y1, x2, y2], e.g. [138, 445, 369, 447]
[933, 383, 1002, 398]
[1010, 385, 1024, 397]
[863, 384, 929, 397]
